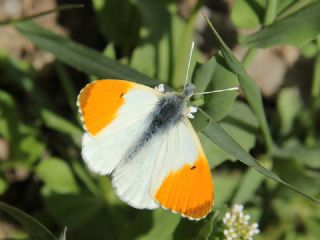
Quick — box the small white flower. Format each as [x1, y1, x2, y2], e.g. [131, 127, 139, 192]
[223, 204, 260, 240]
[232, 204, 244, 213]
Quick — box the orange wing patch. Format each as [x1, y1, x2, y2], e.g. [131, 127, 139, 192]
[154, 154, 214, 220]
[78, 80, 133, 135]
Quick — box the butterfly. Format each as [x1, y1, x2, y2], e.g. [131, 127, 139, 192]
[77, 79, 216, 220]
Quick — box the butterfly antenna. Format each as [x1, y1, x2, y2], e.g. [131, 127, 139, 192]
[193, 86, 240, 95]
[184, 41, 195, 90]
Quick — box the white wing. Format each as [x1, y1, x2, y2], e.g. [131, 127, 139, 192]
[79, 80, 160, 175]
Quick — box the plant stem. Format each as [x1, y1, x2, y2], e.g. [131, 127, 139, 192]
[264, 0, 278, 26]
[242, 48, 258, 68]
[0, 4, 84, 25]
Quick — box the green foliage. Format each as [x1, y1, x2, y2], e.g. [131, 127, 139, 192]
[0, 1, 320, 239]
[241, 1, 320, 47]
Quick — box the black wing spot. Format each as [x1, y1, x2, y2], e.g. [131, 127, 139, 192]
[190, 166, 196, 170]
[120, 93, 124, 98]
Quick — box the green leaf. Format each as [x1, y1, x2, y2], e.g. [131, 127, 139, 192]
[130, 43, 156, 78]
[202, 122, 320, 204]
[198, 211, 218, 240]
[0, 201, 56, 240]
[192, 55, 239, 122]
[204, 15, 273, 154]
[93, 0, 140, 49]
[200, 101, 258, 168]
[204, 55, 239, 121]
[40, 109, 82, 146]
[36, 157, 79, 194]
[231, 0, 266, 29]
[192, 55, 218, 93]
[15, 21, 159, 86]
[242, 2, 320, 48]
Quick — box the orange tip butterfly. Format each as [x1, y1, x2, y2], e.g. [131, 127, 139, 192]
[77, 42, 239, 220]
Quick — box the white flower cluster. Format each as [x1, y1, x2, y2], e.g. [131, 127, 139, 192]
[223, 204, 260, 240]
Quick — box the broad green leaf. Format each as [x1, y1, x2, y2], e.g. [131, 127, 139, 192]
[18, 134, 45, 164]
[204, 15, 273, 153]
[301, 40, 319, 58]
[205, 55, 239, 121]
[130, 43, 156, 77]
[36, 157, 79, 194]
[15, 21, 159, 86]
[242, 2, 320, 47]
[202, 122, 320, 204]
[200, 101, 258, 168]
[231, 0, 266, 29]
[40, 109, 82, 146]
[198, 212, 218, 240]
[192, 57, 217, 93]
[92, 0, 140, 48]
[0, 201, 56, 240]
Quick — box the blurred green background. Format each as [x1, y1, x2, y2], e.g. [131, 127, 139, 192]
[0, 0, 320, 239]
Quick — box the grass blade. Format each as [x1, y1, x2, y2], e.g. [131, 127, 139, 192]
[15, 21, 159, 86]
[0, 201, 56, 240]
[203, 14, 273, 154]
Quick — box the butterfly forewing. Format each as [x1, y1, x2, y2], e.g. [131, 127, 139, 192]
[78, 80, 160, 175]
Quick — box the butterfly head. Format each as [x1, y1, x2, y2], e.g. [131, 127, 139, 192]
[183, 83, 195, 99]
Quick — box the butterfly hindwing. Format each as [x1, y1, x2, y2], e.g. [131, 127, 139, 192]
[150, 119, 214, 220]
